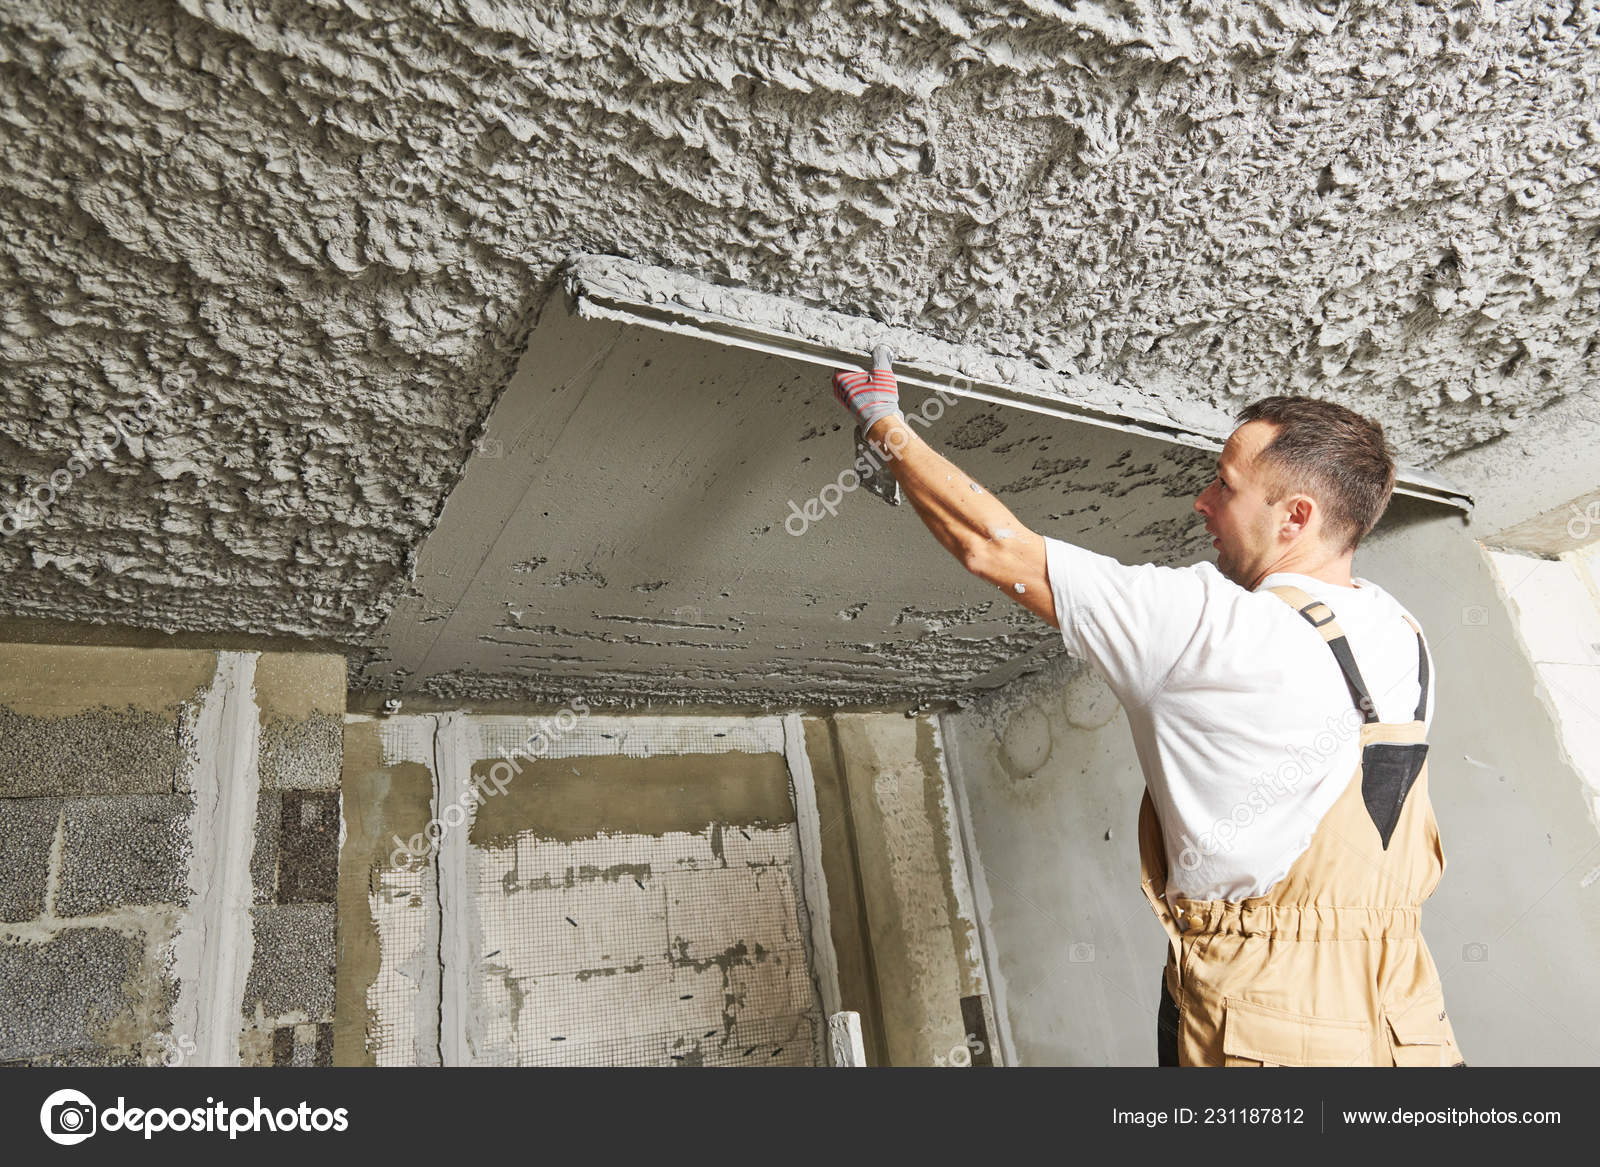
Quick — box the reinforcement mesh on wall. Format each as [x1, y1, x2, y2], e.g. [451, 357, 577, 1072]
[464, 715, 823, 1067]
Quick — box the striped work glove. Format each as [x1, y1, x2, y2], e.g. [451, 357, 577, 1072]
[831, 345, 901, 430]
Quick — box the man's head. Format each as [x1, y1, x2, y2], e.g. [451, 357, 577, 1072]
[1193, 395, 1396, 589]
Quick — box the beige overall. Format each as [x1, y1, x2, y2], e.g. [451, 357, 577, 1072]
[1140, 585, 1466, 1066]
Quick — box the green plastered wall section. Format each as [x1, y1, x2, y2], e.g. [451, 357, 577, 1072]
[0, 643, 345, 1067]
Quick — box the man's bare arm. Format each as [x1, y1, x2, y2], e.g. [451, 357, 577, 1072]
[865, 412, 1058, 628]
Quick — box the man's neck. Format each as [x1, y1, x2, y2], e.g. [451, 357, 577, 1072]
[1249, 554, 1357, 592]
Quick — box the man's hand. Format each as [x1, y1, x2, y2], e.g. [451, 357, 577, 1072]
[832, 344, 902, 431]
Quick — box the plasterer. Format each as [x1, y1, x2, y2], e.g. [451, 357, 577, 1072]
[828, 341, 1465, 1066]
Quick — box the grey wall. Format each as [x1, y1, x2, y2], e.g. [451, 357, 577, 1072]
[941, 496, 1600, 1066]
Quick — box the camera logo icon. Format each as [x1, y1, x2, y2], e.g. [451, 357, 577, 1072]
[1462, 942, 1490, 962]
[1461, 606, 1488, 626]
[40, 1088, 96, 1145]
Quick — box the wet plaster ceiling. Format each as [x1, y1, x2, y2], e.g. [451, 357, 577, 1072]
[0, 1, 1597, 703]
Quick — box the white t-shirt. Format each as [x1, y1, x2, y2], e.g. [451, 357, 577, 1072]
[1042, 536, 1435, 909]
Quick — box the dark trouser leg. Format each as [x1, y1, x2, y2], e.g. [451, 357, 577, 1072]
[1157, 968, 1180, 1067]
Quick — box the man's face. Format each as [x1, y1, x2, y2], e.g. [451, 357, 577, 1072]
[1193, 420, 1283, 589]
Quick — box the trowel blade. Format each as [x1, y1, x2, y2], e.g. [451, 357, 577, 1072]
[855, 425, 901, 506]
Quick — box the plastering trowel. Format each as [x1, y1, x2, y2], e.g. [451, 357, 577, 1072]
[854, 424, 903, 506]
[559, 253, 1472, 512]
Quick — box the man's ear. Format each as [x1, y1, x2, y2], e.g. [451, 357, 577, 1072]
[1281, 494, 1316, 539]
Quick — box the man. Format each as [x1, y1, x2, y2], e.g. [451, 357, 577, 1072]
[832, 347, 1465, 1067]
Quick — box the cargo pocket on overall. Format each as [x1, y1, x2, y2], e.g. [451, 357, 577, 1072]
[1221, 996, 1371, 1067]
[1383, 986, 1457, 1067]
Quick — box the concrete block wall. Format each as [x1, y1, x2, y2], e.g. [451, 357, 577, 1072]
[0, 645, 211, 1066]
[239, 655, 345, 1067]
[0, 644, 345, 1067]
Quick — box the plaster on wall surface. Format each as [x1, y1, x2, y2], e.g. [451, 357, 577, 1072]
[828, 712, 983, 1066]
[941, 655, 1157, 1066]
[341, 712, 826, 1065]
[362, 297, 1214, 705]
[334, 717, 441, 1067]
[472, 824, 820, 1066]
[170, 651, 258, 1068]
[1485, 545, 1600, 823]
[2, 1, 1595, 678]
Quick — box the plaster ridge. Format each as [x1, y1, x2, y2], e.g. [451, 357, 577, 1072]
[169, 650, 261, 1068]
[433, 711, 479, 1065]
[782, 712, 842, 1031]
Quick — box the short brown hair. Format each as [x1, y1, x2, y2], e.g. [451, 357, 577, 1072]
[1234, 396, 1396, 553]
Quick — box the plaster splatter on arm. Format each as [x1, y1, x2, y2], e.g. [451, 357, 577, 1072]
[864, 413, 1057, 628]
[832, 349, 1055, 625]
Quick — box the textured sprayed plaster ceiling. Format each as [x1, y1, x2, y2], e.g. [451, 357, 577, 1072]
[0, 0, 1597, 700]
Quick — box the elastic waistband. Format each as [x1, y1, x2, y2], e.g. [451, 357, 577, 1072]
[1170, 901, 1422, 941]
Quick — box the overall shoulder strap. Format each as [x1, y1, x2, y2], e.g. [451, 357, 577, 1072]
[1266, 585, 1379, 724]
[1399, 613, 1430, 723]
